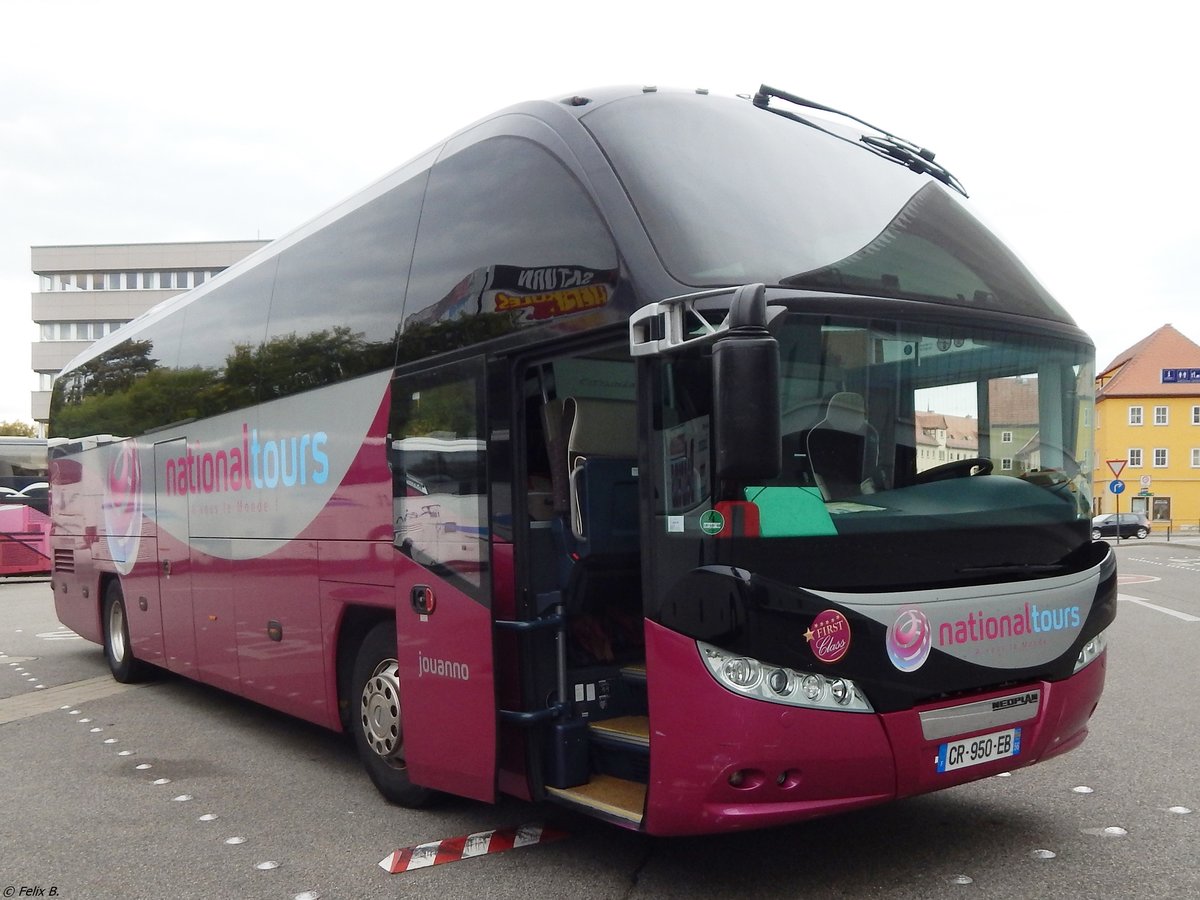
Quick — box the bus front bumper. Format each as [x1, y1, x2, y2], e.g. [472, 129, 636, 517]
[641, 621, 1107, 836]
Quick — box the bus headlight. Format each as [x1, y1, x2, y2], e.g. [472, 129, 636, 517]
[1074, 630, 1107, 673]
[723, 657, 761, 688]
[829, 678, 852, 706]
[767, 667, 794, 696]
[801, 674, 824, 702]
[698, 641, 872, 712]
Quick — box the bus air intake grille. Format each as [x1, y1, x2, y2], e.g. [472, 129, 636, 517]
[53, 549, 75, 573]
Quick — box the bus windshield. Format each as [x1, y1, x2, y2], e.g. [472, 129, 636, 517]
[651, 312, 1094, 586]
[584, 93, 1070, 323]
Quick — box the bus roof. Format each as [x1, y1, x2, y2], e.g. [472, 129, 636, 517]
[54, 85, 1078, 442]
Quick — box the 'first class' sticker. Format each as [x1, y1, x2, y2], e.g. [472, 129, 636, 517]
[805, 609, 851, 663]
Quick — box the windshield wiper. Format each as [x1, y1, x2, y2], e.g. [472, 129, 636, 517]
[752, 84, 968, 197]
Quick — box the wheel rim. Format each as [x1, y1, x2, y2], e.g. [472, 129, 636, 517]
[108, 598, 127, 663]
[360, 659, 404, 766]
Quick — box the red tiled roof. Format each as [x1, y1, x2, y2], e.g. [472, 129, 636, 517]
[915, 411, 978, 449]
[989, 377, 1039, 425]
[1098, 324, 1200, 398]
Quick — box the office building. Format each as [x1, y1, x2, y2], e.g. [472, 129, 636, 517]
[30, 240, 268, 423]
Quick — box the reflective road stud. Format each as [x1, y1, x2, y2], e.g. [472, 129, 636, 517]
[378, 823, 567, 874]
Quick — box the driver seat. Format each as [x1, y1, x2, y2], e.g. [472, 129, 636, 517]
[806, 392, 881, 500]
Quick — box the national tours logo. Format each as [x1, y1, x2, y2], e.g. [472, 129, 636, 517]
[162, 424, 329, 496]
[885, 601, 1083, 672]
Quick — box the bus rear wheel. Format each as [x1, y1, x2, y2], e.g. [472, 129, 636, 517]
[102, 580, 150, 683]
[349, 621, 434, 808]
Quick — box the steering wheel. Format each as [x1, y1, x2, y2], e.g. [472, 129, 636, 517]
[914, 457, 994, 484]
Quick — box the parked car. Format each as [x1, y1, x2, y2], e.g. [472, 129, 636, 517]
[1091, 512, 1151, 540]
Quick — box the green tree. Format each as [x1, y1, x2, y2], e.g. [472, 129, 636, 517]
[245, 326, 393, 402]
[0, 420, 37, 437]
[60, 339, 157, 404]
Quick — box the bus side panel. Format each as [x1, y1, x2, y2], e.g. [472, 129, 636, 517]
[118, 557, 167, 667]
[54, 440, 167, 664]
[394, 551, 497, 803]
[642, 620, 896, 836]
[49, 453, 98, 641]
[154, 438, 198, 676]
[191, 542, 240, 695]
[51, 554, 104, 647]
[234, 539, 329, 726]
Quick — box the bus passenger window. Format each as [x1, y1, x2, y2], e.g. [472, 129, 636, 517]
[389, 366, 488, 598]
[400, 136, 620, 365]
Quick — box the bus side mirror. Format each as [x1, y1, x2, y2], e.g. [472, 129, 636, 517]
[712, 284, 781, 480]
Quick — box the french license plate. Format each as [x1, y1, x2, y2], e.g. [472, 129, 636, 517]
[936, 727, 1022, 773]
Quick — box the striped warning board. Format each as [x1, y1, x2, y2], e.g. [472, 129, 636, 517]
[379, 822, 567, 874]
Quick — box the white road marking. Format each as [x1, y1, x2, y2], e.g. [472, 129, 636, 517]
[1119, 594, 1200, 622]
[36, 628, 82, 641]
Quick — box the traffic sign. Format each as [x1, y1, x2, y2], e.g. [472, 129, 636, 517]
[1107, 459, 1127, 478]
[1140, 475, 1152, 488]
[1109, 479, 1125, 495]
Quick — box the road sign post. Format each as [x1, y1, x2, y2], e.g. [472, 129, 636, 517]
[1105, 460, 1128, 542]
[1108, 478, 1125, 542]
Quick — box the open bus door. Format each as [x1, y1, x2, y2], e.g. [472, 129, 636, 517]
[388, 364, 497, 802]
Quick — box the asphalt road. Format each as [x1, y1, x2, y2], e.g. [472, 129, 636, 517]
[0, 544, 1196, 900]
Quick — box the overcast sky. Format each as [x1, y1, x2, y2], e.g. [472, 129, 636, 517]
[3, 1, 1196, 426]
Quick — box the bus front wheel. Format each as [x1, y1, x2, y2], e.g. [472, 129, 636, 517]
[349, 621, 434, 808]
[102, 580, 150, 683]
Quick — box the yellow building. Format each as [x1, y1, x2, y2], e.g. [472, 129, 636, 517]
[1094, 324, 1200, 532]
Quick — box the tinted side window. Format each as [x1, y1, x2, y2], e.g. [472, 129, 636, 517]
[177, 258, 279, 417]
[401, 136, 619, 364]
[390, 360, 489, 602]
[263, 173, 427, 400]
[49, 314, 185, 439]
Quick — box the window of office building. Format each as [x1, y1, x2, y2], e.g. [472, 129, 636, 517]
[39, 269, 223, 291]
[39, 321, 126, 341]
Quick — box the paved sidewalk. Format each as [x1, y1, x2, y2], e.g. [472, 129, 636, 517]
[1110, 533, 1200, 550]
